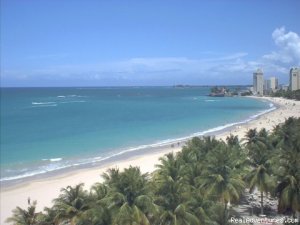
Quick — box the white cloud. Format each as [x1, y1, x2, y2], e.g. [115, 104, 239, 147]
[263, 27, 300, 64]
[0, 51, 286, 84]
[2, 27, 299, 86]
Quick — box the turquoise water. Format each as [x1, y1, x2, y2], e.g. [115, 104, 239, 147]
[0, 87, 273, 182]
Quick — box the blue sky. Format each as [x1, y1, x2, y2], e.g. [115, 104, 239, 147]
[1, 0, 300, 87]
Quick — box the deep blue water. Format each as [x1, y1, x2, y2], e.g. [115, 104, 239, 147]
[0, 87, 273, 181]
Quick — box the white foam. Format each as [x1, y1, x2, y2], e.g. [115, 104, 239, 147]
[50, 158, 62, 162]
[60, 100, 86, 104]
[1, 102, 277, 182]
[0, 163, 71, 182]
[205, 99, 219, 102]
[31, 104, 57, 108]
[57, 95, 85, 98]
[32, 102, 56, 105]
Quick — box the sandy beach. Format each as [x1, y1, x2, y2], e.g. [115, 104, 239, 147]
[1, 96, 300, 224]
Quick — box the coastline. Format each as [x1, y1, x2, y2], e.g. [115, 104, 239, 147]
[0, 96, 275, 185]
[1, 96, 300, 224]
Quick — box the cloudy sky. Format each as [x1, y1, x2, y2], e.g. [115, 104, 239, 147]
[1, 0, 300, 87]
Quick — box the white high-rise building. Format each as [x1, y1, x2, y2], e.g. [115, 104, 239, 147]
[290, 68, 300, 91]
[253, 69, 264, 95]
[269, 77, 278, 91]
[264, 77, 278, 94]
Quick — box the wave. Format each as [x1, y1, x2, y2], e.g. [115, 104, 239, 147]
[60, 100, 86, 104]
[1, 103, 277, 182]
[42, 158, 63, 162]
[31, 99, 86, 108]
[57, 96, 66, 98]
[67, 95, 85, 98]
[32, 102, 56, 105]
[50, 158, 62, 162]
[0, 163, 71, 182]
[205, 99, 220, 102]
[31, 104, 57, 108]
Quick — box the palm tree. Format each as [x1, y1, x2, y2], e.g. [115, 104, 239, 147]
[245, 164, 274, 215]
[37, 207, 59, 225]
[77, 205, 112, 225]
[52, 183, 89, 225]
[208, 203, 230, 225]
[273, 118, 300, 217]
[179, 137, 220, 165]
[244, 128, 276, 216]
[244, 128, 259, 146]
[155, 153, 183, 182]
[197, 143, 245, 225]
[272, 117, 299, 148]
[101, 166, 157, 225]
[76, 183, 111, 225]
[226, 134, 239, 147]
[154, 153, 200, 225]
[276, 175, 300, 217]
[6, 198, 40, 225]
[186, 189, 214, 225]
[244, 128, 273, 163]
[158, 204, 199, 225]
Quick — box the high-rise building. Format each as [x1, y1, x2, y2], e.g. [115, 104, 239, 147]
[290, 67, 300, 91]
[269, 77, 278, 91]
[264, 79, 270, 92]
[264, 77, 278, 94]
[253, 69, 264, 95]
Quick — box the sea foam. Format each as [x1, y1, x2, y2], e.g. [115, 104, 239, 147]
[32, 102, 56, 105]
[0, 101, 277, 182]
[1, 88, 276, 183]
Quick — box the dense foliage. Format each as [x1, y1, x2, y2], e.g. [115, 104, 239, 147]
[7, 117, 300, 225]
[271, 89, 300, 100]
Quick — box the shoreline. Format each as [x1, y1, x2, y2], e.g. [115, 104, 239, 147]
[0, 96, 276, 186]
[1, 96, 300, 224]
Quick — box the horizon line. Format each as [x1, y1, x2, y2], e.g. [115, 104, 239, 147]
[0, 84, 253, 88]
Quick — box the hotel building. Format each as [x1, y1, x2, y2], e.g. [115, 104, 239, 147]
[264, 77, 278, 94]
[253, 69, 264, 95]
[290, 67, 300, 91]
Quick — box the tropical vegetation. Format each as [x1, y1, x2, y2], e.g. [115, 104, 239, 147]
[271, 89, 300, 100]
[7, 117, 300, 225]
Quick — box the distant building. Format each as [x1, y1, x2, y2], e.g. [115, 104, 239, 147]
[264, 77, 278, 94]
[269, 77, 278, 91]
[280, 84, 289, 91]
[264, 79, 270, 93]
[290, 67, 300, 91]
[253, 69, 264, 95]
[268, 77, 278, 92]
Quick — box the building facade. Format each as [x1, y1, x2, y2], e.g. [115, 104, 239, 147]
[264, 79, 270, 92]
[264, 77, 278, 94]
[290, 67, 300, 91]
[253, 69, 264, 95]
[269, 77, 278, 92]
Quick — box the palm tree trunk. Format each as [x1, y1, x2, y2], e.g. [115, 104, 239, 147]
[260, 191, 264, 215]
[224, 201, 228, 225]
[70, 218, 75, 225]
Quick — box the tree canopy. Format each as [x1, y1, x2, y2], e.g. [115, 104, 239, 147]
[7, 117, 300, 225]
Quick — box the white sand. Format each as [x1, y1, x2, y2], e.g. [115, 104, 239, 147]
[1, 97, 300, 224]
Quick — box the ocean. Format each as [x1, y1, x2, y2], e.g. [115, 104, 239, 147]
[0, 87, 274, 183]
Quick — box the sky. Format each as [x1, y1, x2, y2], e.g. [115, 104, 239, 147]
[1, 0, 300, 87]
